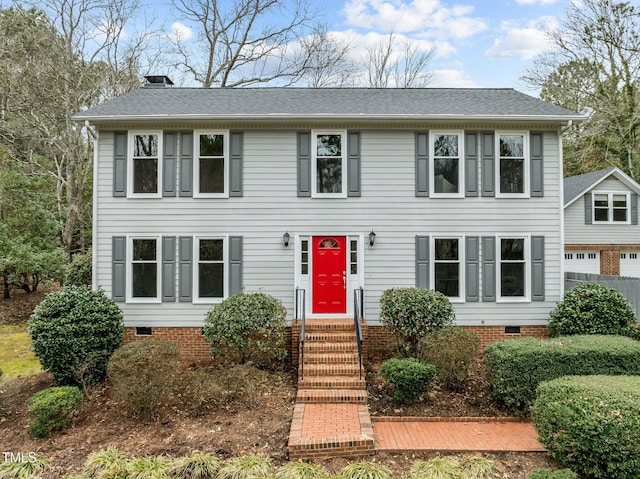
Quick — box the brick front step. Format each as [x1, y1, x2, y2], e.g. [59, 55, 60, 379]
[298, 375, 366, 390]
[303, 332, 357, 342]
[302, 352, 359, 364]
[303, 319, 356, 332]
[302, 363, 363, 377]
[303, 342, 359, 353]
[296, 389, 368, 403]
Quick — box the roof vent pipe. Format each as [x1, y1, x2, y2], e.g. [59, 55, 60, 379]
[143, 75, 174, 88]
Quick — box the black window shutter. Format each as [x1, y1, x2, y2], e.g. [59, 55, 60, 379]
[531, 236, 545, 301]
[530, 132, 544, 197]
[482, 236, 496, 302]
[415, 132, 429, 197]
[112, 236, 126, 302]
[347, 131, 361, 197]
[229, 236, 243, 296]
[584, 193, 593, 224]
[162, 236, 176, 302]
[179, 131, 194, 197]
[178, 236, 193, 302]
[416, 235, 430, 288]
[465, 236, 480, 302]
[163, 132, 177, 197]
[481, 132, 495, 197]
[297, 131, 311, 197]
[465, 132, 478, 197]
[113, 131, 127, 197]
[229, 131, 243, 197]
[631, 193, 638, 225]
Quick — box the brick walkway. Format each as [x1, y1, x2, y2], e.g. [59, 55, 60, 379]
[373, 417, 546, 453]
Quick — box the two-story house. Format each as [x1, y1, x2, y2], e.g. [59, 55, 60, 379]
[74, 77, 583, 360]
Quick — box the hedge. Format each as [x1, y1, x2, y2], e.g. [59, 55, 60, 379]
[533, 375, 640, 479]
[485, 335, 640, 412]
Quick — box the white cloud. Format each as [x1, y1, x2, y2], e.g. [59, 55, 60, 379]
[516, 0, 558, 5]
[484, 16, 558, 60]
[167, 22, 193, 42]
[429, 69, 479, 88]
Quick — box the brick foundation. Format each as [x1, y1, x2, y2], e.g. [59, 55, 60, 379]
[123, 327, 211, 363]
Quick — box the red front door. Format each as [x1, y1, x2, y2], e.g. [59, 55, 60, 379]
[312, 236, 347, 314]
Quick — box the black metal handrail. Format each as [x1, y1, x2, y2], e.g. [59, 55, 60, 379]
[295, 288, 306, 381]
[353, 287, 364, 380]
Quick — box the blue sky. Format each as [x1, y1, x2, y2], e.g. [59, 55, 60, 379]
[163, 0, 570, 94]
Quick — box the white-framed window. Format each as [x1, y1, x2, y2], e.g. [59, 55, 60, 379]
[496, 132, 529, 197]
[194, 237, 227, 302]
[129, 132, 162, 197]
[312, 131, 347, 198]
[431, 236, 464, 301]
[497, 236, 530, 302]
[592, 191, 630, 223]
[128, 236, 161, 302]
[195, 131, 229, 197]
[430, 131, 464, 197]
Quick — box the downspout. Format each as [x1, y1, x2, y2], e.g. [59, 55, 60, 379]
[558, 120, 572, 298]
[86, 121, 99, 291]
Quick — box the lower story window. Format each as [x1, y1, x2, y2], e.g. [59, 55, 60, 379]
[433, 237, 461, 299]
[130, 237, 159, 300]
[196, 238, 225, 300]
[499, 237, 527, 299]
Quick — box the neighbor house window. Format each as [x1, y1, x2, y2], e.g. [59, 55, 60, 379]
[195, 237, 226, 301]
[313, 131, 346, 197]
[431, 132, 463, 196]
[195, 131, 228, 197]
[498, 237, 529, 301]
[129, 237, 160, 301]
[432, 237, 463, 300]
[593, 191, 630, 223]
[497, 133, 528, 196]
[130, 132, 161, 196]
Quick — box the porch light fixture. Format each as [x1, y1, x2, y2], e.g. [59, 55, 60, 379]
[369, 230, 376, 247]
[283, 231, 290, 247]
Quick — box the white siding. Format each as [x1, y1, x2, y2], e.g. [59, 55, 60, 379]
[565, 177, 640, 244]
[95, 127, 563, 328]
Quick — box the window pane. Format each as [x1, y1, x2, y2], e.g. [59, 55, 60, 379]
[613, 208, 627, 222]
[132, 263, 157, 297]
[199, 158, 225, 193]
[434, 158, 459, 193]
[594, 208, 609, 222]
[613, 195, 627, 208]
[133, 239, 156, 261]
[199, 263, 224, 298]
[317, 158, 342, 193]
[501, 238, 524, 260]
[435, 238, 458, 260]
[435, 263, 459, 297]
[200, 134, 224, 156]
[501, 263, 525, 296]
[133, 158, 158, 194]
[500, 135, 524, 157]
[317, 135, 341, 157]
[594, 194, 609, 207]
[134, 134, 158, 157]
[200, 239, 223, 261]
[434, 135, 458, 157]
[500, 158, 524, 194]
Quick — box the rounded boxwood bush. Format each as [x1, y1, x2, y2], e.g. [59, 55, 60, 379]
[28, 386, 83, 438]
[533, 375, 640, 479]
[379, 358, 436, 404]
[203, 292, 287, 367]
[380, 287, 455, 357]
[28, 286, 124, 386]
[67, 249, 92, 286]
[549, 283, 637, 337]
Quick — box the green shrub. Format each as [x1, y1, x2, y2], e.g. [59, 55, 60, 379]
[107, 339, 181, 421]
[421, 327, 480, 391]
[485, 335, 640, 413]
[409, 457, 461, 478]
[379, 358, 436, 404]
[128, 456, 170, 479]
[67, 249, 92, 286]
[166, 453, 220, 479]
[549, 283, 637, 337]
[0, 452, 49, 479]
[275, 462, 328, 479]
[527, 470, 577, 479]
[28, 386, 83, 438]
[82, 446, 129, 479]
[533, 375, 640, 479]
[204, 292, 287, 367]
[380, 288, 455, 357]
[340, 461, 393, 479]
[459, 456, 500, 479]
[218, 456, 272, 479]
[28, 286, 124, 386]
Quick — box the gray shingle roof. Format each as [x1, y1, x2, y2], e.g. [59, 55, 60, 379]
[564, 167, 622, 205]
[74, 87, 582, 121]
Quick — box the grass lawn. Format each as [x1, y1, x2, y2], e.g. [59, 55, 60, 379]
[0, 323, 41, 381]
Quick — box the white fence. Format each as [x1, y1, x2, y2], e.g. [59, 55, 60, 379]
[565, 272, 640, 319]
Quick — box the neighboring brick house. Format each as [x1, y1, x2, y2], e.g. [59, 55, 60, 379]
[564, 167, 640, 277]
[74, 77, 583, 360]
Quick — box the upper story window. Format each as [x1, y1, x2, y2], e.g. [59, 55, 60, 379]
[195, 131, 228, 197]
[498, 236, 529, 302]
[431, 132, 463, 197]
[593, 191, 630, 223]
[129, 237, 160, 302]
[129, 132, 162, 197]
[497, 132, 529, 197]
[313, 131, 346, 197]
